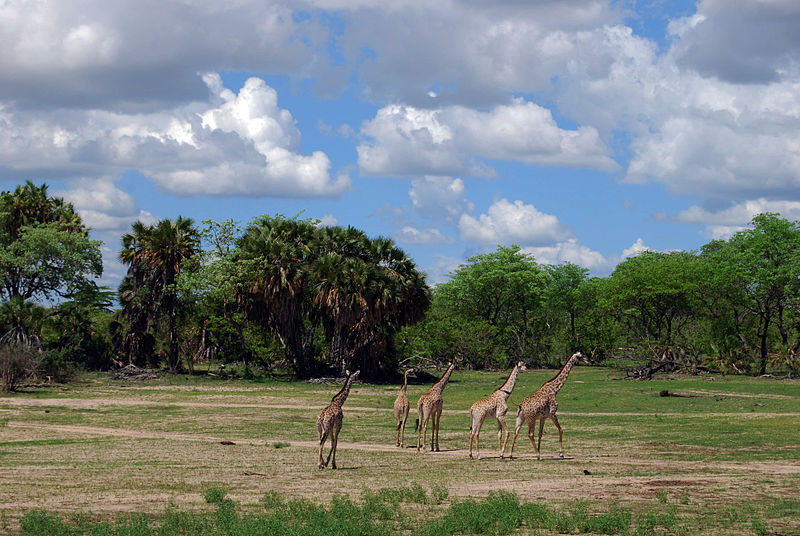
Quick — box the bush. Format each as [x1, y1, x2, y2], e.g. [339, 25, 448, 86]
[0, 345, 40, 392]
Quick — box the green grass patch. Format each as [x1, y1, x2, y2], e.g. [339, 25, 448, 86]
[14, 486, 788, 536]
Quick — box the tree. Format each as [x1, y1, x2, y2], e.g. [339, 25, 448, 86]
[0, 181, 102, 303]
[704, 213, 800, 374]
[236, 215, 321, 377]
[236, 215, 429, 379]
[600, 250, 701, 346]
[313, 229, 430, 377]
[544, 263, 590, 353]
[431, 246, 548, 366]
[44, 284, 116, 373]
[177, 219, 263, 372]
[119, 217, 200, 372]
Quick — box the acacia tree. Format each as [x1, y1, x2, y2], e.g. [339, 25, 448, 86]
[544, 263, 590, 353]
[600, 250, 702, 346]
[176, 219, 242, 369]
[704, 213, 800, 374]
[432, 245, 548, 366]
[0, 181, 101, 304]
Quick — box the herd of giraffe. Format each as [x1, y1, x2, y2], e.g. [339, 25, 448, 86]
[316, 352, 588, 469]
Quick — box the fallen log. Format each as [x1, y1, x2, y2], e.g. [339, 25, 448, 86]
[659, 390, 702, 398]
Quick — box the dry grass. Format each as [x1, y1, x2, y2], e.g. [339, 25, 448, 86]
[0, 368, 798, 534]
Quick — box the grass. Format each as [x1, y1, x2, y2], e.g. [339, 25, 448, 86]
[13, 485, 781, 535]
[1, 366, 799, 534]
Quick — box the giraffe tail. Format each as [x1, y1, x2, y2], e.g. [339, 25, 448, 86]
[414, 418, 419, 432]
[469, 408, 473, 432]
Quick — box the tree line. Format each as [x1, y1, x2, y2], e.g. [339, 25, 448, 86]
[1, 181, 799, 389]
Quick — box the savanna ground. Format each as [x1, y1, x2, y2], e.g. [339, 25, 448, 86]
[0, 366, 798, 534]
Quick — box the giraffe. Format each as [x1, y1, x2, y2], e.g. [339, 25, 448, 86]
[468, 360, 527, 459]
[316, 369, 360, 470]
[416, 361, 456, 452]
[508, 352, 589, 460]
[393, 368, 414, 447]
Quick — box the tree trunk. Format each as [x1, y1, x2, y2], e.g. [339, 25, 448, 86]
[759, 311, 770, 375]
[570, 311, 577, 352]
[168, 299, 179, 373]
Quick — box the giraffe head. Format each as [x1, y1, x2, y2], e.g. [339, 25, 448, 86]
[516, 361, 527, 373]
[572, 352, 591, 365]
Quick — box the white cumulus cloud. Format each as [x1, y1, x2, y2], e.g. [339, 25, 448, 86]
[409, 176, 474, 223]
[622, 237, 652, 258]
[394, 226, 454, 245]
[0, 73, 349, 198]
[358, 100, 616, 178]
[661, 198, 800, 239]
[522, 238, 608, 271]
[458, 198, 573, 246]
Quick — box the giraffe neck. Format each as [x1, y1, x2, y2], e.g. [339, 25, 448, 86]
[543, 355, 577, 394]
[331, 376, 354, 407]
[497, 365, 520, 397]
[430, 363, 455, 395]
[401, 370, 410, 393]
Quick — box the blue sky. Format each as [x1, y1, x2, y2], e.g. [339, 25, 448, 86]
[1, 0, 799, 289]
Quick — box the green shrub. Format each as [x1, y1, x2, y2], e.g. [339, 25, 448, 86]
[0, 344, 40, 392]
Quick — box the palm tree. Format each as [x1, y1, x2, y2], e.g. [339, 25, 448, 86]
[149, 217, 200, 372]
[119, 217, 199, 371]
[236, 215, 319, 377]
[236, 216, 430, 379]
[119, 221, 156, 366]
[313, 231, 431, 378]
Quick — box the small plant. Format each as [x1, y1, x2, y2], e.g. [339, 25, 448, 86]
[655, 489, 669, 504]
[203, 486, 229, 505]
[0, 344, 40, 392]
[262, 490, 284, 511]
[272, 441, 290, 449]
[430, 484, 449, 505]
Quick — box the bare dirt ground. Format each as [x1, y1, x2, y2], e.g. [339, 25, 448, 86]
[1, 382, 799, 534]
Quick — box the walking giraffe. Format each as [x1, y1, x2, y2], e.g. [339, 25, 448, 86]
[393, 368, 414, 447]
[316, 370, 360, 469]
[468, 360, 527, 459]
[508, 352, 589, 460]
[416, 362, 456, 452]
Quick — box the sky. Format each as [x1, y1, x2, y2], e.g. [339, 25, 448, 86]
[1, 0, 799, 289]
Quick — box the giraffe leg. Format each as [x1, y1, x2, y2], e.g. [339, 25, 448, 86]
[419, 413, 431, 452]
[433, 410, 441, 452]
[399, 409, 409, 447]
[318, 431, 329, 470]
[527, 423, 537, 458]
[536, 418, 545, 460]
[551, 414, 564, 458]
[469, 417, 483, 460]
[396, 417, 402, 447]
[429, 411, 436, 452]
[416, 407, 424, 452]
[497, 416, 508, 458]
[508, 411, 524, 459]
[330, 423, 342, 469]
